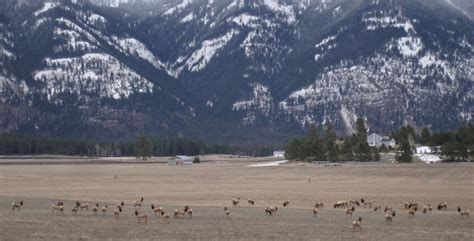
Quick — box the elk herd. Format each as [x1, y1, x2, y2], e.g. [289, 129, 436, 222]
[9, 197, 470, 230]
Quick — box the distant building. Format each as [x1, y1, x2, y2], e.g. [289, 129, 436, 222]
[168, 155, 193, 166]
[367, 133, 396, 148]
[273, 150, 285, 157]
[416, 146, 432, 154]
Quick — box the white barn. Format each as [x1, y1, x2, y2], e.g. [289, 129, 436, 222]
[367, 133, 396, 148]
[168, 155, 193, 166]
[273, 150, 285, 157]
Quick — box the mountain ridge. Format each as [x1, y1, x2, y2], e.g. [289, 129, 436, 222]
[0, 0, 472, 145]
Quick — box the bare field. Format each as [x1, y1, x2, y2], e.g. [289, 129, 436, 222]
[0, 160, 473, 240]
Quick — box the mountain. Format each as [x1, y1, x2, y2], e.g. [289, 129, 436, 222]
[0, 0, 472, 145]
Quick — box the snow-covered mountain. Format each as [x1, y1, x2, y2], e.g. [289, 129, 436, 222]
[0, 0, 472, 144]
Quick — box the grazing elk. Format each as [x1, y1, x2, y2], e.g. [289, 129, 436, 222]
[248, 200, 255, 206]
[385, 211, 396, 223]
[232, 198, 240, 206]
[174, 209, 185, 218]
[408, 207, 416, 216]
[458, 207, 469, 217]
[12, 200, 23, 211]
[224, 207, 230, 216]
[114, 206, 122, 219]
[422, 205, 433, 214]
[151, 204, 163, 216]
[92, 204, 99, 215]
[79, 202, 89, 211]
[283, 200, 290, 207]
[360, 198, 372, 208]
[437, 202, 448, 210]
[314, 201, 324, 209]
[313, 208, 318, 217]
[352, 217, 362, 231]
[102, 205, 108, 216]
[184, 206, 193, 217]
[265, 206, 278, 216]
[334, 200, 348, 208]
[346, 206, 355, 216]
[71, 206, 78, 215]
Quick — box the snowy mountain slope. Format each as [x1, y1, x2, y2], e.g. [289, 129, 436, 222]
[0, 0, 472, 143]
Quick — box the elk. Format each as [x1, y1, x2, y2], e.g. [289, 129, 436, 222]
[248, 200, 255, 206]
[384, 206, 394, 213]
[151, 204, 163, 216]
[422, 205, 433, 214]
[458, 207, 469, 217]
[346, 206, 355, 216]
[314, 201, 324, 209]
[385, 211, 396, 223]
[114, 206, 122, 219]
[437, 202, 448, 210]
[51, 202, 64, 214]
[134, 197, 144, 208]
[101, 205, 108, 216]
[352, 217, 362, 231]
[224, 207, 230, 216]
[283, 200, 290, 207]
[92, 203, 99, 215]
[408, 207, 416, 216]
[11, 200, 23, 211]
[232, 198, 240, 206]
[360, 198, 372, 208]
[334, 200, 348, 208]
[184, 206, 192, 217]
[79, 202, 89, 211]
[373, 206, 382, 211]
[174, 209, 185, 218]
[71, 206, 78, 215]
[135, 210, 148, 224]
[265, 206, 278, 216]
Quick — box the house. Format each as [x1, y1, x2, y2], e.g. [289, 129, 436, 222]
[416, 146, 432, 154]
[367, 133, 396, 148]
[273, 150, 285, 157]
[168, 155, 193, 166]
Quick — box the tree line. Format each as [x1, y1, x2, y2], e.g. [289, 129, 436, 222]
[285, 119, 473, 163]
[0, 134, 273, 158]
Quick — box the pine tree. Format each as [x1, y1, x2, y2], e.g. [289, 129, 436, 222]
[136, 135, 152, 160]
[355, 118, 371, 161]
[396, 127, 413, 163]
[305, 125, 324, 160]
[323, 119, 338, 161]
[420, 127, 432, 145]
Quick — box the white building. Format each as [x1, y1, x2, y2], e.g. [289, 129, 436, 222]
[416, 146, 432, 154]
[168, 155, 193, 165]
[273, 150, 285, 157]
[367, 133, 396, 148]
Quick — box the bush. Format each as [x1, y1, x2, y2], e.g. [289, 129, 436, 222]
[193, 156, 201, 163]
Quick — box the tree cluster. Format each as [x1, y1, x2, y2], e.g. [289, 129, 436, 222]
[285, 119, 380, 162]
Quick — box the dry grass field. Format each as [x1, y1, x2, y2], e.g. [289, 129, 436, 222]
[0, 158, 473, 240]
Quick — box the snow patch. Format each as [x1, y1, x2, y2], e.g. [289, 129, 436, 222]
[397, 37, 422, 57]
[247, 160, 287, 167]
[34, 2, 60, 17]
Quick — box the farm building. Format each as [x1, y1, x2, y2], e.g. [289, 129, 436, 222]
[273, 150, 285, 157]
[168, 155, 193, 166]
[416, 146, 432, 154]
[367, 133, 396, 148]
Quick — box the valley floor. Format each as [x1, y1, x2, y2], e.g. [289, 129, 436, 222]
[0, 159, 472, 240]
